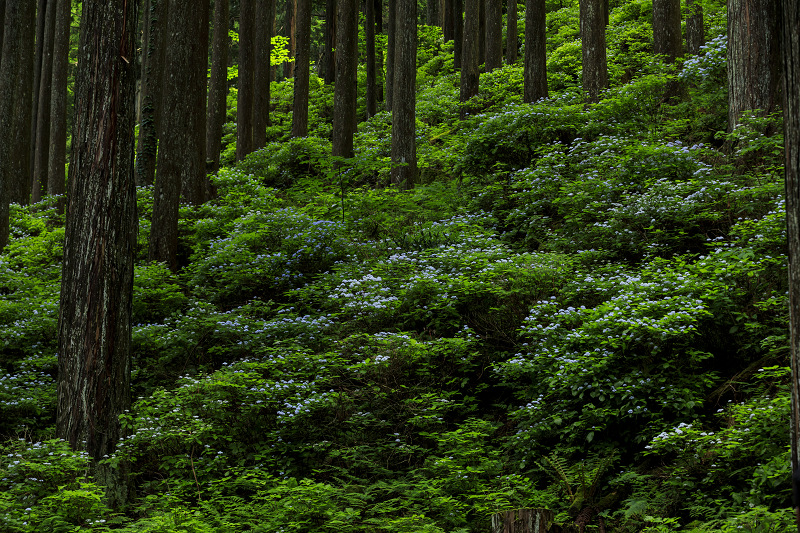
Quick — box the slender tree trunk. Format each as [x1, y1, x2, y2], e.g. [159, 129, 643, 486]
[386, 0, 395, 110]
[524, 0, 547, 101]
[443, 0, 453, 41]
[136, 0, 167, 186]
[453, 0, 462, 68]
[206, 0, 230, 172]
[365, 0, 377, 118]
[32, 0, 56, 203]
[485, 0, 502, 71]
[237, 0, 255, 160]
[332, 0, 357, 157]
[580, 0, 608, 102]
[460, 0, 479, 117]
[29, 0, 47, 190]
[391, 0, 417, 188]
[253, 0, 272, 147]
[57, 0, 137, 508]
[478, 0, 485, 67]
[426, 0, 438, 25]
[285, 0, 294, 78]
[9, 0, 34, 206]
[506, 0, 517, 64]
[47, 0, 69, 204]
[376, 0, 383, 102]
[653, 0, 682, 62]
[685, 0, 704, 55]
[727, 0, 780, 131]
[292, 0, 311, 136]
[322, 0, 335, 83]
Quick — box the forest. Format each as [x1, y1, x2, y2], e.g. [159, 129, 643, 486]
[1, 0, 799, 531]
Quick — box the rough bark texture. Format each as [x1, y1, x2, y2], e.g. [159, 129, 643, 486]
[365, 0, 377, 118]
[426, 0, 438, 25]
[292, 0, 311, 136]
[253, 0, 272, 147]
[332, 0, 357, 157]
[459, 0, 479, 117]
[386, 0, 395, 110]
[727, 0, 780, 131]
[491, 509, 554, 533]
[30, 0, 47, 188]
[135, 0, 166, 185]
[284, 0, 294, 78]
[580, 0, 608, 102]
[453, 0, 462, 68]
[9, 0, 35, 206]
[782, 3, 800, 529]
[32, 0, 56, 203]
[57, 0, 137, 508]
[391, 0, 416, 188]
[653, 0, 682, 62]
[47, 0, 69, 202]
[478, 0, 485, 66]
[506, 0, 517, 64]
[685, 0, 704, 55]
[485, 0, 502, 71]
[206, 0, 230, 171]
[322, 0, 335, 83]
[237, 0, 255, 160]
[442, 0, 453, 41]
[523, 0, 547, 102]
[149, 0, 209, 269]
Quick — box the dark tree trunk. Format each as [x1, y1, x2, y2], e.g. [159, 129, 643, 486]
[47, 0, 69, 203]
[478, 0, 485, 67]
[292, 0, 311, 136]
[459, 0, 479, 117]
[253, 0, 273, 147]
[727, 0, 780, 131]
[580, 0, 607, 102]
[524, 0, 547, 101]
[506, 0, 517, 64]
[149, 0, 209, 269]
[136, 0, 167, 186]
[332, 0, 357, 157]
[57, 0, 137, 508]
[653, 0, 681, 62]
[365, 0, 377, 118]
[322, 0, 335, 83]
[426, 0, 438, 25]
[485, 0, 502, 71]
[237, 0, 255, 159]
[685, 0, 704, 55]
[443, 0, 453, 41]
[453, 0, 462, 68]
[8, 0, 34, 206]
[29, 0, 47, 190]
[32, 0, 56, 203]
[391, 0, 416, 188]
[206, 0, 230, 172]
[285, 0, 294, 78]
[386, 0, 395, 109]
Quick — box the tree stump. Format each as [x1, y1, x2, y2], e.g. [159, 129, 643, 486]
[491, 508, 555, 533]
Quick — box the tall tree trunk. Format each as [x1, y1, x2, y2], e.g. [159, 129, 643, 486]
[460, 0, 479, 117]
[47, 0, 69, 204]
[653, 0, 682, 62]
[391, 0, 416, 188]
[57, 0, 137, 508]
[685, 0, 704, 55]
[365, 0, 377, 118]
[292, 0, 311, 136]
[322, 0, 335, 83]
[453, 0, 462, 68]
[426, 0, 438, 25]
[506, 0, 517, 64]
[9, 0, 34, 206]
[149, 0, 209, 269]
[32, 0, 55, 203]
[524, 0, 547, 101]
[29, 0, 47, 191]
[284, 0, 294, 78]
[136, 0, 167, 186]
[580, 0, 607, 102]
[253, 0, 273, 147]
[386, 0, 395, 110]
[727, 0, 779, 131]
[443, 0, 453, 41]
[478, 0, 485, 67]
[376, 0, 383, 102]
[485, 0, 502, 71]
[237, 0, 255, 160]
[206, 0, 230, 172]
[332, 0, 357, 157]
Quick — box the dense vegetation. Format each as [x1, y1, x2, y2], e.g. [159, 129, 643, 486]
[0, 0, 794, 530]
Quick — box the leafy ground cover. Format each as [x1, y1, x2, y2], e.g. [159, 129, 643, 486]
[1, 0, 795, 530]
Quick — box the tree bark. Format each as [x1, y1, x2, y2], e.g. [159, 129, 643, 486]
[332, 0, 358, 157]
[47, 0, 69, 203]
[57, 0, 137, 508]
[478, 0, 485, 67]
[580, 0, 608, 102]
[322, 0, 335, 83]
[237, 0, 255, 159]
[206, 0, 230, 172]
[284, 0, 294, 78]
[506, 0, 517, 64]
[32, 0, 56, 203]
[727, 0, 780, 131]
[29, 0, 47, 191]
[524, 0, 547, 102]
[292, 0, 311, 136]
[253, 0, 273, 147]
[8, 0, 35, 206]
[685, 0, 704, 55]
[391, 0, 416, 188]
[485, 0, 502, 71]
[453, 0, 462, 68]
[443, 0, 453, 41]
[426, 0, 438, 25]
[365, 0, 377, 118]
[459, 0, 479, 117]
[386, 0, 395, 110]
[653, 0, 681, 62]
